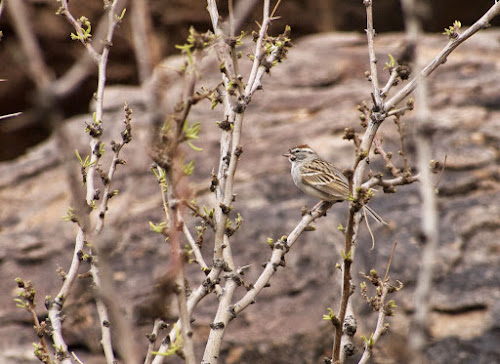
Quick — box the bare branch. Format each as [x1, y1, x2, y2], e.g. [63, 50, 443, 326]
[380, 66, 400, 98]
[0, 111, 23, 121]
[47, 228, 86, 364]
[151, 269, 216, 364]
[58, 0, 101, 63]
[144, 319, 167, 364]
[90, 260, 116, 363]
[363, 0, 383, 109]
[361, 174, 420, 191]
[50, 6, 130, 99]
[357, 284, 390, 364]
[166, 170, 197, 363]
[51, 3, 131, 364]
[386, 1, 500, 111]
[182, 221, 209, 270]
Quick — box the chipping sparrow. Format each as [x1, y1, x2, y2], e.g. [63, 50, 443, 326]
[283, 144, 386, 224]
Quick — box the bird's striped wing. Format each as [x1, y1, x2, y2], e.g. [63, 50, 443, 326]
[300, 158, 350, 200]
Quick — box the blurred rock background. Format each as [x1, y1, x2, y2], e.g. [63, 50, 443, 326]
[0, 0, 498, 161]
[1, 1, 500, 363]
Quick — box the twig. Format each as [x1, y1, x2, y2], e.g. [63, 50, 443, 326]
[394, 116, 410, 172]
[339, 303, 356, 363]
[184, 201, 215, 229]
[144, 319, 166, 364]
[358, 250, 401, 364]
[380, 66, 400, 98]
[50, 7, 128, 99]
[232, 205, 332, 315]
[246, 0, 271, 95]
[386, 104, 413, 117]
[202, 204, 333, 362]
[95, 103, 132, 234]
[151, 267, 219, 364]
[59, 0, 127, 206]
[357, 284, 390, 364]
[363, 0, 383, 109]
[385, 1, 500, 111]
[332, 207, 358, 361]
[89, 261, 116, 364]
[206, 0, 238, 272]
[58, 0, 101, 63]
[201, 2, 275, 360]
[384, 242, 398, 281]
[72, 352, 84, 364]
[373, 136, 401, 177]
[202, 1, 291, 360]
[331, 1, 406, 361]
[47, 228, 86, 364]
[182, 221, 209, 270]
[54, 2, 129, 364]
[361, 174, 419, 190]
[0, 111, 22, 121]
[156, 162, 197, 364]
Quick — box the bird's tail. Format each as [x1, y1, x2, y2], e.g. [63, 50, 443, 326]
[363, 205, 387, 225]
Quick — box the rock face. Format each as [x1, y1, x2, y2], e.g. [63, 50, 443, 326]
[2, 1, 498, 162]
[1, 31, 500, 363]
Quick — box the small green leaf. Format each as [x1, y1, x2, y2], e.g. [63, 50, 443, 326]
[175, 44, 194, 64]
[322, 307, 336, 321]
[149, 221, 167, 234]
[75, 150, 83, 164]
[62, 207, 77, 223]
[14, 298, 27, 309]
[187, 141, 203, 152]
[384, 53, 396, 70]
[182, 159, 195, 176]
[98, 142, 105, 156]
[117, 8, 127, 21]
[443, 20, 462, 39]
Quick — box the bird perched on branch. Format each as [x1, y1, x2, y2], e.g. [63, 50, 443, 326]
[283, 144, 386, 224]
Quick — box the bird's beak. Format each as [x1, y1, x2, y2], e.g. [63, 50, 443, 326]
[283, 151, 291, 158]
